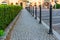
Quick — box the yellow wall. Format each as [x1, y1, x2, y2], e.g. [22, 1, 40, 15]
[0, 0, 26, 8]
[57, 0, 60, 4]
[0, 0, 5, 4]
[0, 0, 60, 7]
[50, 0, 60, 6]
[8, 0, 18, 5]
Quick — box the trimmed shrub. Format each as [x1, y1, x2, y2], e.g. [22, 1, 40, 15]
[0, 5, 22, 30]
[0, 30, 4, 36]
[53, 3, 60, 9]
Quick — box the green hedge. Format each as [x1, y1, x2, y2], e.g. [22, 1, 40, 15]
[0, 30, 4, 36]
[53, 3, 60, 9]
[0, 5, 22, 30]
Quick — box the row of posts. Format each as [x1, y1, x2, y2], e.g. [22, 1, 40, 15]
[26, 4, 53, 35]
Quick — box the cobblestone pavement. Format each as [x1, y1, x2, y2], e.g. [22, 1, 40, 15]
[10, 9, 57, 40]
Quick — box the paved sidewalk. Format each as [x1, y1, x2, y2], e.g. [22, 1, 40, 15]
[10, 9, 57, 40]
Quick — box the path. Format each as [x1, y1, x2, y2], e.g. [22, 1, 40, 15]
[10, 9, 57, 40]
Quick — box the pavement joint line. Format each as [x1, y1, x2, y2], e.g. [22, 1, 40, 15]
[52, 16, 60, 18]
[53, 23, 60, 26]
[36, 17, 60, 40]
[42, 16, 60, 18]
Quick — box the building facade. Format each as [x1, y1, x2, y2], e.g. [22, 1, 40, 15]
[0, 0, 60, 8]
[28, 0, 60, 8]
[0, 0, 27, 8]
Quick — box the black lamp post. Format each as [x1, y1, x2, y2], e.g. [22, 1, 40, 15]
[32, 6, 34, 16]
[35, 5, 37, 19]
[48, 4, 53, 34]
[39, 5, 42, 23]
[29, 5, 30, 12]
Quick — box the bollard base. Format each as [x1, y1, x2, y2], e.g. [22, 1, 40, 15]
[35, 17, 37, 19]
[48, 32, 53, 35]
[48, 30, 53, 35]
[39, 21, 41, 24]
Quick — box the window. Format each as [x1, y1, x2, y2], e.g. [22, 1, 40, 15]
[16, 2, 18, 5]
[11, 3, 13, 5]
[52, 0, 54, 2]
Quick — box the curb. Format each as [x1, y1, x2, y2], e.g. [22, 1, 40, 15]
[37, 17, 60, 40]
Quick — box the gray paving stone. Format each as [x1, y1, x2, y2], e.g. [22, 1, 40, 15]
[10, 9, 57, 40]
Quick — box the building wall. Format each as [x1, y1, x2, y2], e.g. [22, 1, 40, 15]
[0, 0, 26, 8]
[0, 0, 5, 4]
[0, 0, 60, 8]
[57, 0, 60, 4]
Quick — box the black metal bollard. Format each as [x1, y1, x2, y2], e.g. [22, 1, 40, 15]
[32, 6, 34, 16]
[30, 6, 32, 15]
[35, 5, 37, 19]
[29, 6, 30, 12]
[48, 4, 53, 34]
[39, 5, 42, 23]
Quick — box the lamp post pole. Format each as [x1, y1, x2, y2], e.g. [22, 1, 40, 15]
[32, 6, 34, 16]
[35, 5, 37, 19]
[39, 5, 41, 23]
[48, 4, 53, 34]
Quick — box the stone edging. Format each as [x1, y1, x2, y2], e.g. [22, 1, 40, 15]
[0, 10, 22, 40]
